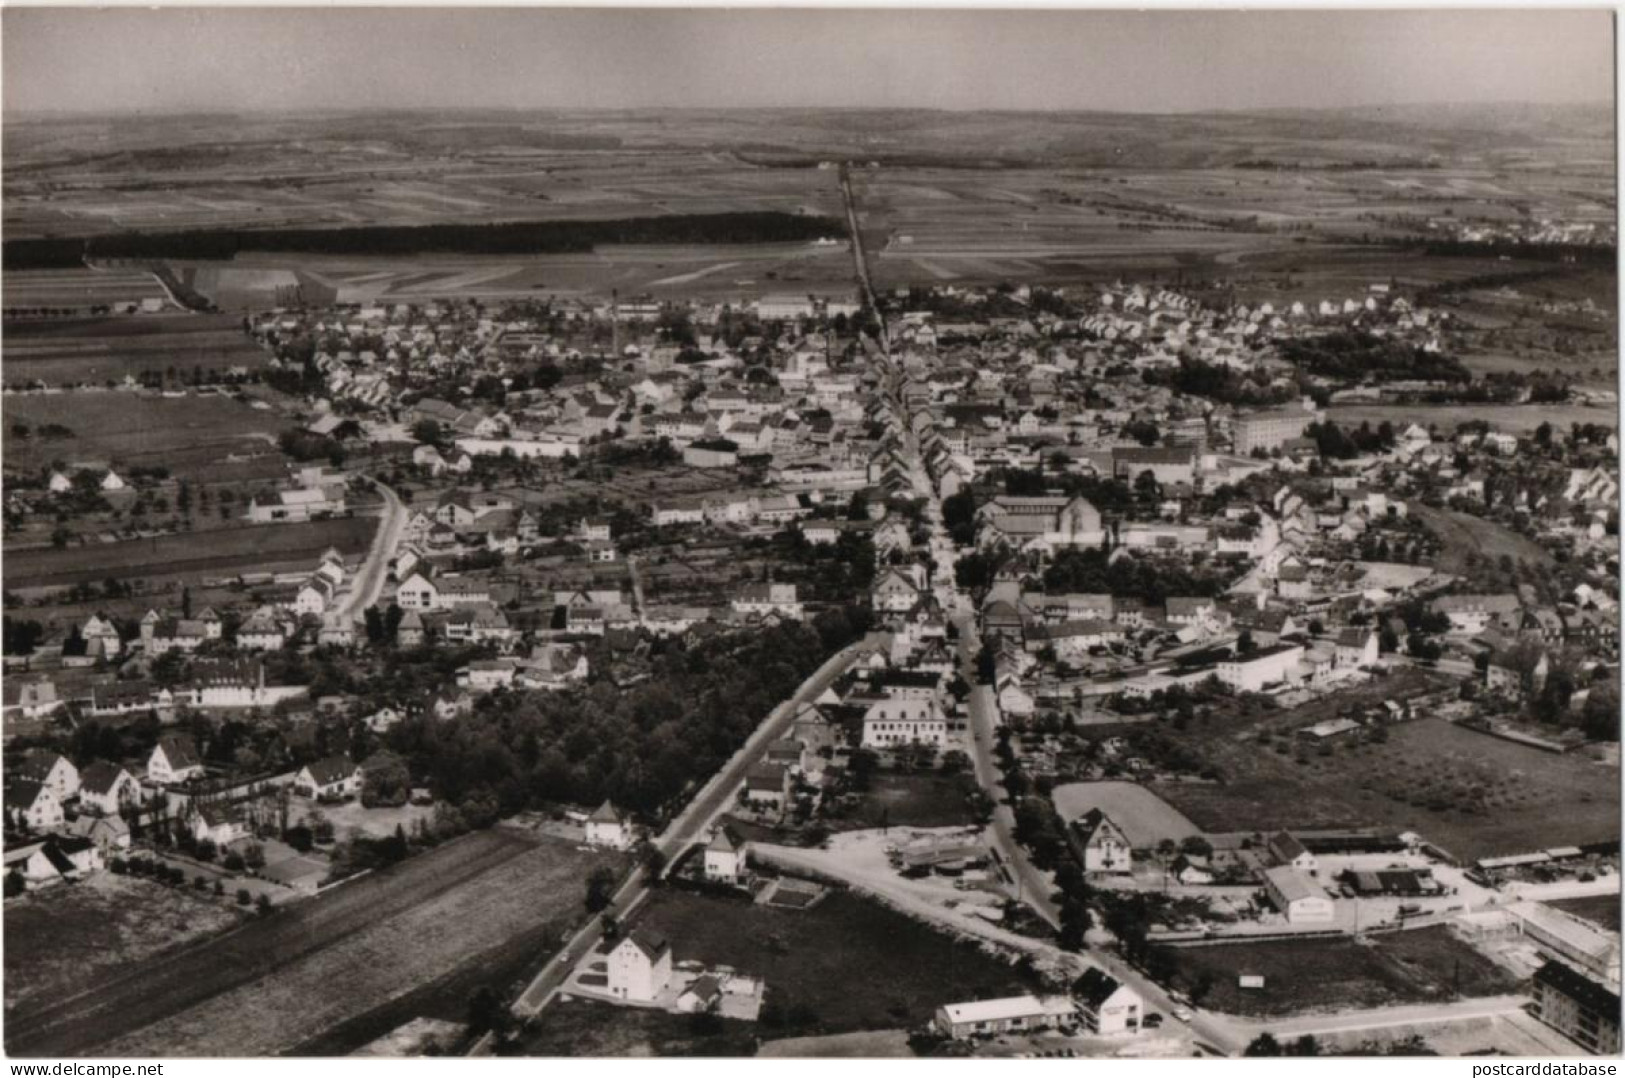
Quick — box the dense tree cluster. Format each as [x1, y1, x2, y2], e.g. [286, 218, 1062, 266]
[1280, 331, 1471, 384]
[1041, 547, 1231, 605]
[380, 615, 868, 821]
[4, 213, 848, 269]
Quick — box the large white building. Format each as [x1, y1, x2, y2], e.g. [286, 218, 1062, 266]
[1217, 643, 1305, 693]
[861, 696, 948, 749]
[933, 995, 1076, 1040]
[1263, 866, 1335, 924]
[606, 930, 673, 1003]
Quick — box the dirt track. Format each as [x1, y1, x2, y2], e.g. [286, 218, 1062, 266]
[6, 828, 544, 1057]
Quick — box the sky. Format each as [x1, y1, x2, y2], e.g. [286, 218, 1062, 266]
[2, 7, 1614, 115]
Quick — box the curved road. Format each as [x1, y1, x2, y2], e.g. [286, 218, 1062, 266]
[337, 475, 406, 621]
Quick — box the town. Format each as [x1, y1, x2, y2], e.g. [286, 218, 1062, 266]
[1, 8, 1618, 1065]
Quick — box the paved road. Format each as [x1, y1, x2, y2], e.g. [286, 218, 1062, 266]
[955, 624, 1062, 928]
[337, 475, 406, 621]
[509, 636, 870, 1020]
[838, 164, 889, 352]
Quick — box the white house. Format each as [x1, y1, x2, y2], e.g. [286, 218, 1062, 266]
[1068, 809, 1133, 875]
[1074, 968, 1145, 1034]
[17, 750, 79, 803]
[585, 800, 633, 850]
[77, 761, 141, 816]
[191, 803, 246, 847]
[294, 755, 362, 800]
[703, 826, 748, 884]
[148, 734, 205, 784]
[606, 930, 673, 1003]
[5, 780, 64, 832]
[1266, 831, 1319, 876]
[1333, 628, 1379, 670]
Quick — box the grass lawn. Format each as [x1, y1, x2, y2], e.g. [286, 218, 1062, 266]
[516, 999, 756, 1057]
[4, 873, 245, 1016]
[1409, 504, 1555, 575]
[1153, 715, 1619, 862]
[1158, 926, 1523, 1018]
[629, 887, 1043, 1036]
[1547, 895, 1622, 932]
[825, 771, 981, 833]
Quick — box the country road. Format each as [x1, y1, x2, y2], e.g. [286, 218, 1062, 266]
[337, 475, 406, 621]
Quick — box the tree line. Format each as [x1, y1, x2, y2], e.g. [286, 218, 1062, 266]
[3, 212, 848, 270]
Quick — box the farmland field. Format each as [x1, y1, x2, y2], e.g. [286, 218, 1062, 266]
[2, 390, 290, 481]
[2, 267, 169, 309]
[4, 516, 377, 590]
[3, 873, 245, 1018]
[6, 827, 622, 1057]
[1156, 926, 1522, 1017]
[623, 887, 1044, 1037]
[1, 314, 271, 387]
[1153, 716, 1621, 862]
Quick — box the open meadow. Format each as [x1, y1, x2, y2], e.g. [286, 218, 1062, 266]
[1152, 716, 1620, 862]
[623, 887, 1044, 1037]
[7, 827, 622, 1058]
[2, 314, 271, 387]
[3, 390, 290, 480]
[4, 873, 246, 1019]
[1156, 926, 1522, 1018]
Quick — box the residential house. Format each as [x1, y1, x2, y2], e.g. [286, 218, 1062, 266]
[16, 750, 79, 803]
[606, 930, 673, 1003]
[585, 800, 633, 850]
[5, 780, 64, 832]
[294, 755, 362, 800]
[1334, 628, 1378, 670]
[77, 761, 141, 816]
[148, 734, 205, 784]
[1267, 831, 1319, 876]
[703, 826, 748, 884]
[191, 802, 246, 847]
[1067, 809, 1133, 875]
[68, 813, 132, 857]
[1074, 968, 1144, 1035]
